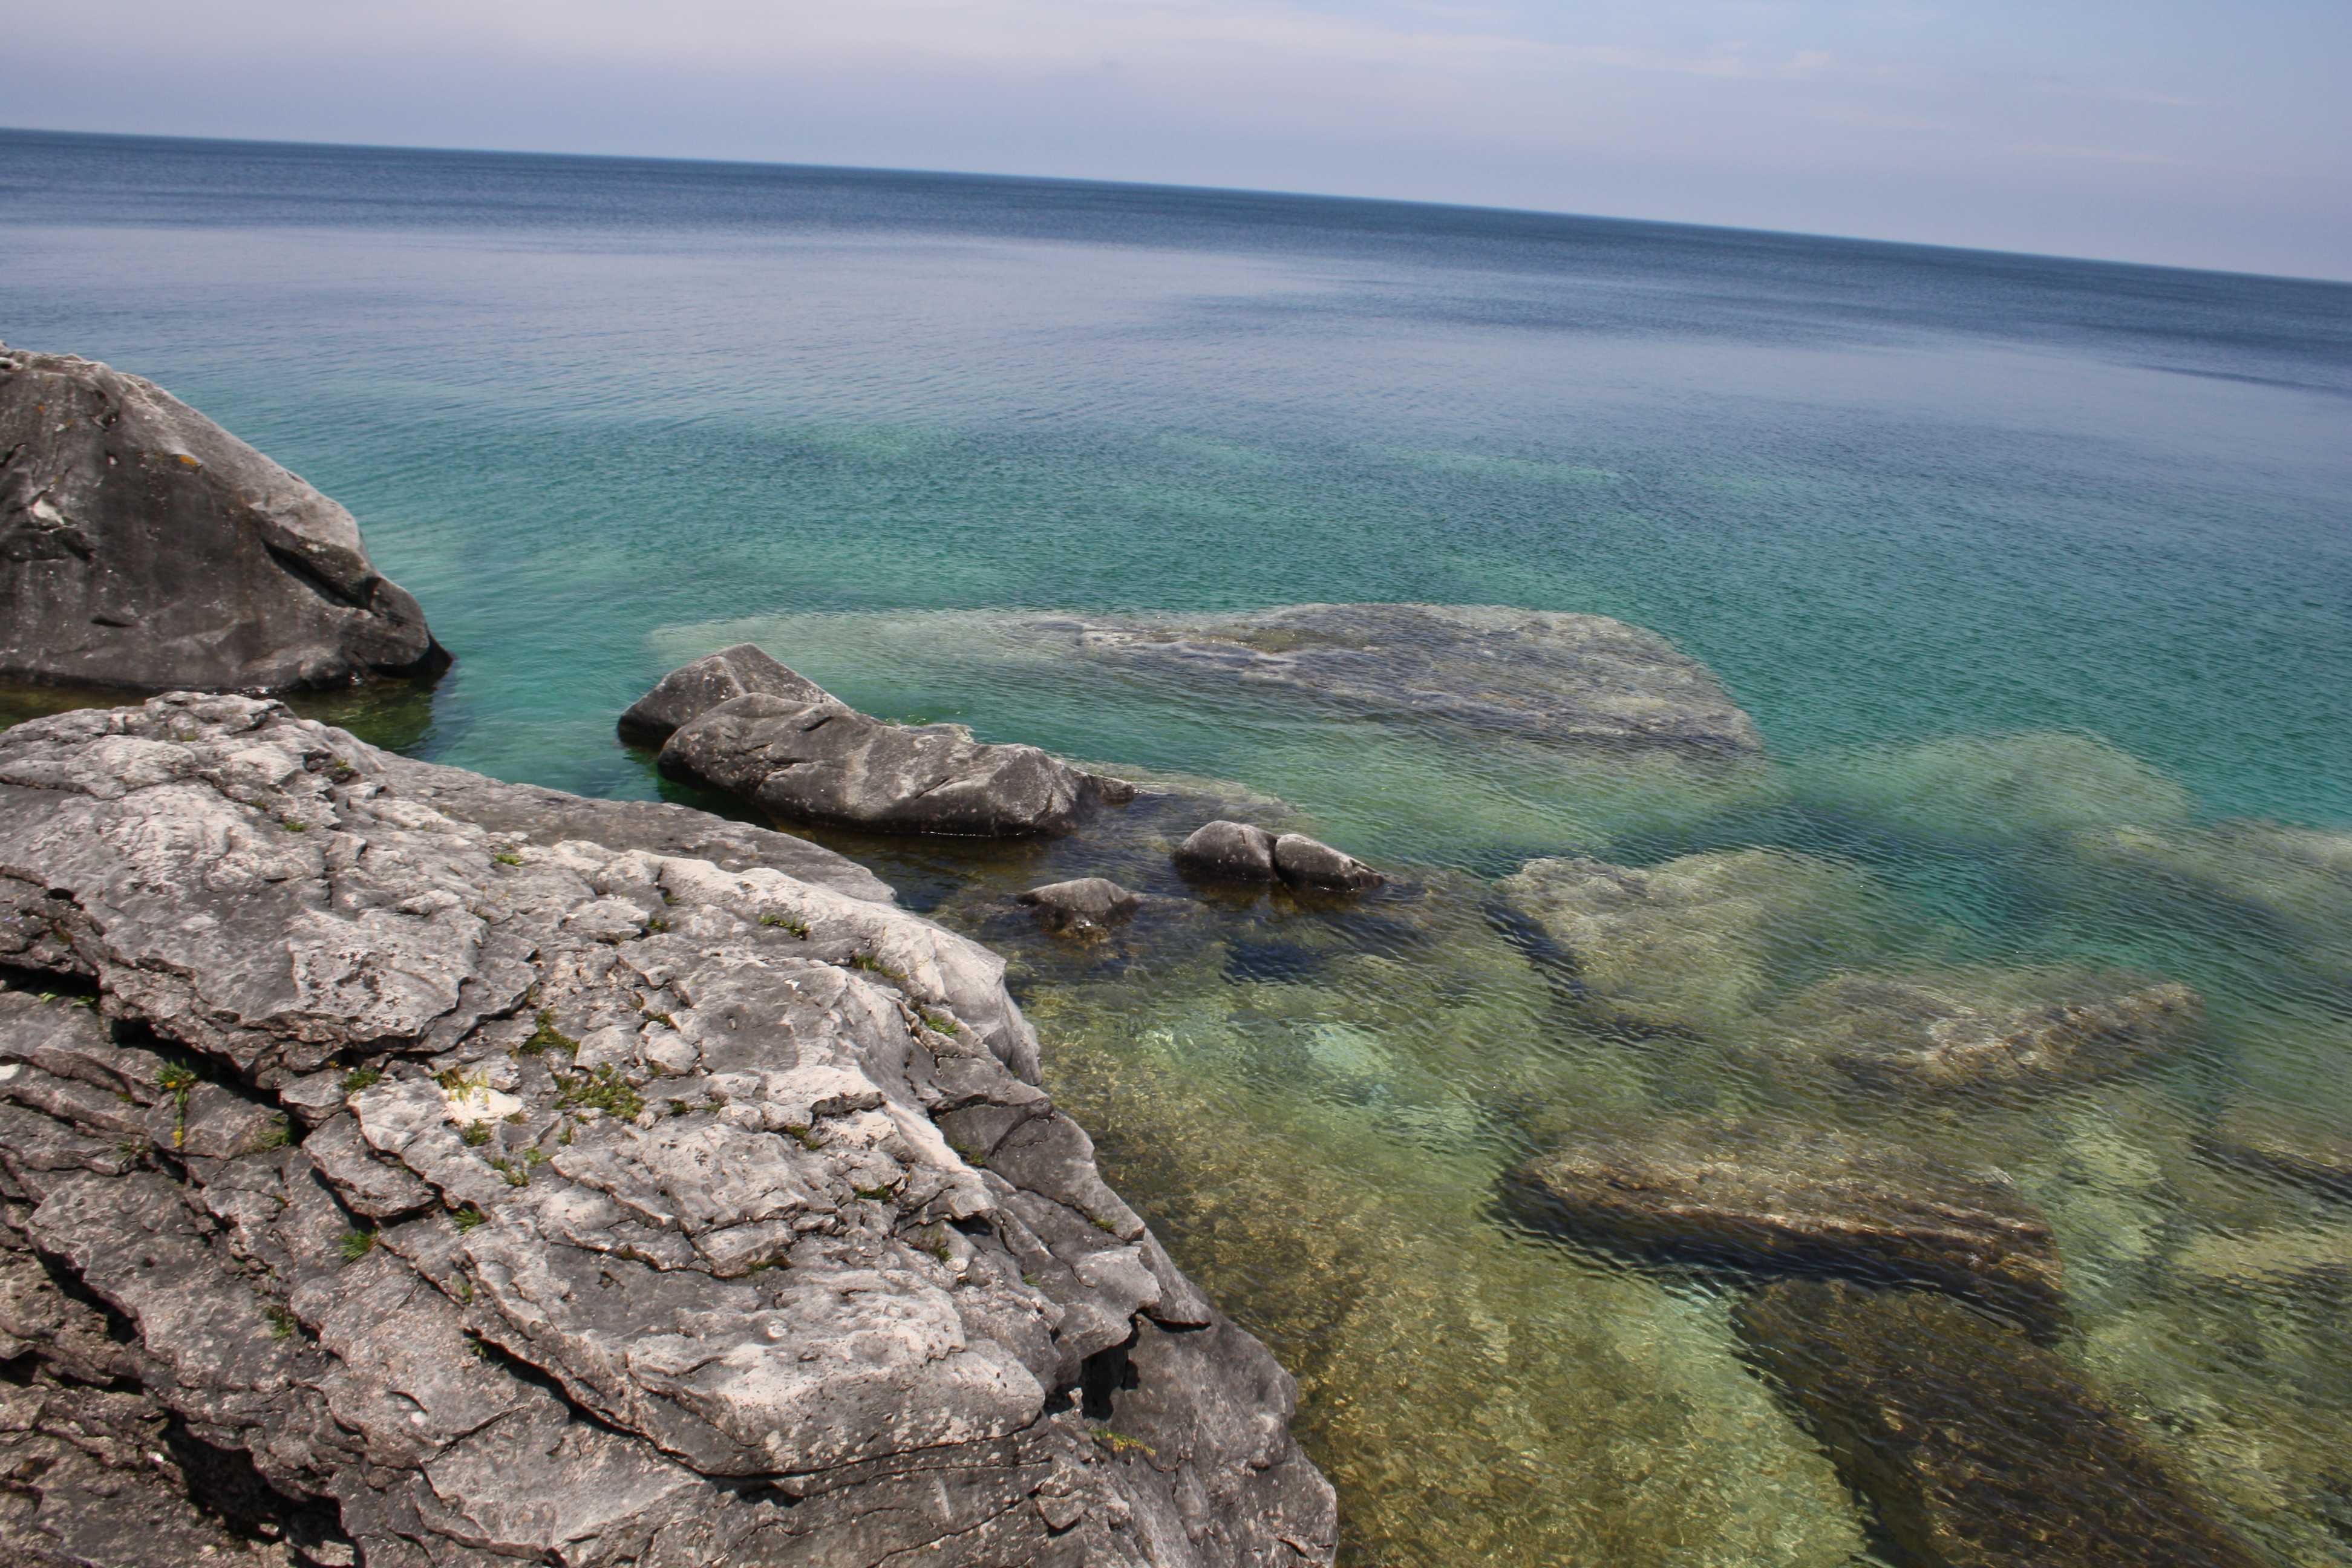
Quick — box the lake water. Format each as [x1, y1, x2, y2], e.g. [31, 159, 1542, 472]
[5, 126, 2351, 1565]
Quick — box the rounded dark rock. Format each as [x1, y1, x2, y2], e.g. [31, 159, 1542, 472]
[1016, 877, 1144, 936]
[1171, 820, 1279, 884]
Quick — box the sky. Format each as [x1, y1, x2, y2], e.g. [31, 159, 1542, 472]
[8, 0, 2348, 279]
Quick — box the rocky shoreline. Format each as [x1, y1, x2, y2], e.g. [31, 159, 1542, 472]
[0, 693, 1334, 1566]
[4, 350, 2332, 1567]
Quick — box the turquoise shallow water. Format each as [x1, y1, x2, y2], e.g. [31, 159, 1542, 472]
[5, 127, 2352, 1564]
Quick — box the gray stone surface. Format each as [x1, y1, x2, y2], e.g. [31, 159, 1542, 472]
[1172, 821, 1383, 897]
[657, 676, 1137, 838]
[1272, 834, 1383, 895]
[1503, 1116, 2066, 1332]
[615, 642, 831, 746]
[0, 693, 1336, 1566]
[1171, 821, 1278, 884]
[1024, 603, 1763, 753]
[0, 347, 448, 694]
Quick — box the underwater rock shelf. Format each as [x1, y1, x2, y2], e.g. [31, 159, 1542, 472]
[0, 693, 1336, 1567]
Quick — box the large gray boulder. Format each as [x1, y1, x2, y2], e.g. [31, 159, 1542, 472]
[0, 347, 448, 693]
[1026, 603, 1763, 753]
[0, 693, 1336, 1567]
[641, 650, 1135, 837]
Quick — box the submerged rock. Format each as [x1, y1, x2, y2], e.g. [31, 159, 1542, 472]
[0, 693, 1335, 1566]
[0, 347, 448, 694]
[1018, 877, 1144, 936]
[1496, 849, 1904, 1038]
[1024, 603, 1763, 753]
[2070, 820, 2352, 991]
[1733, 1278, 2264, 1568]
[1798, 731, 2192, 846]
[640, 647, 1135, 837]
[2198, 1097, 2352, 1203]
[1503, 1116, 2066, 1331]
[1173, 820, 1385, 896]
[1769, 973, 2202, 1093]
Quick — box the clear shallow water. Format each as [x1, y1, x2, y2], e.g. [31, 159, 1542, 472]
[5, 126, 2352, 1564]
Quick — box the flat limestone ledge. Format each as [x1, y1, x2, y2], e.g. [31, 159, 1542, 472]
[0, 692, 1336, 1568]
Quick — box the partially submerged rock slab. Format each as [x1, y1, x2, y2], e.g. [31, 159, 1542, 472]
[1503, 1117, 2065, 1330]
[616, 641, 831, 745]
[0, 693, 1336, 1566]
[0, 347, 448, 693]
[1025, 603, 1763, 753]
[1733, 1278, 2264, 1568]
[640, 647, 1136, 837]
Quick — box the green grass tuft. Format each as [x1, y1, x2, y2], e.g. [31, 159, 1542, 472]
[553, 1062, 644, 1121]
[519, 1008, 578, 1056]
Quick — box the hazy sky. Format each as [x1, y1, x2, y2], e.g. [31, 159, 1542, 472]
[10, 0, 2348, 278]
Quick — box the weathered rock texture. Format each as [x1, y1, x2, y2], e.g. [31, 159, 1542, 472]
[1733, 1278, 2264, 1568]
[1171, 823, 1383, 897]
[0, 348, 448, 694]
[0, 693, 1335, 1567]
[639, 648, 1136, 838]
[1503, 1117, 2066, 1332]
[1026, 604, 1763, 753]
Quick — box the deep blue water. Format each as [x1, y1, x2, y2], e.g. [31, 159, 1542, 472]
[5, 126, 2351, 1566]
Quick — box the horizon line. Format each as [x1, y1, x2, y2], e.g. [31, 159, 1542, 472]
[5, 122, 2344, 290]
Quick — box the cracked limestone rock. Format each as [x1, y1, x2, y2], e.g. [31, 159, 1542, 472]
[0, 347, 448, 694]
[0, 692, 1336, 1567]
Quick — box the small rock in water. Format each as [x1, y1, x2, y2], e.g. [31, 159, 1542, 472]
[1273, 832, 1385, 894]
[1501, 1116, 2066, 1331]
[1173, 820, 1384, 896]
[1017, 877, 1143, 936]
[1172, 820, 1279, 883]
[1733, 1278, 2265, 1568]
